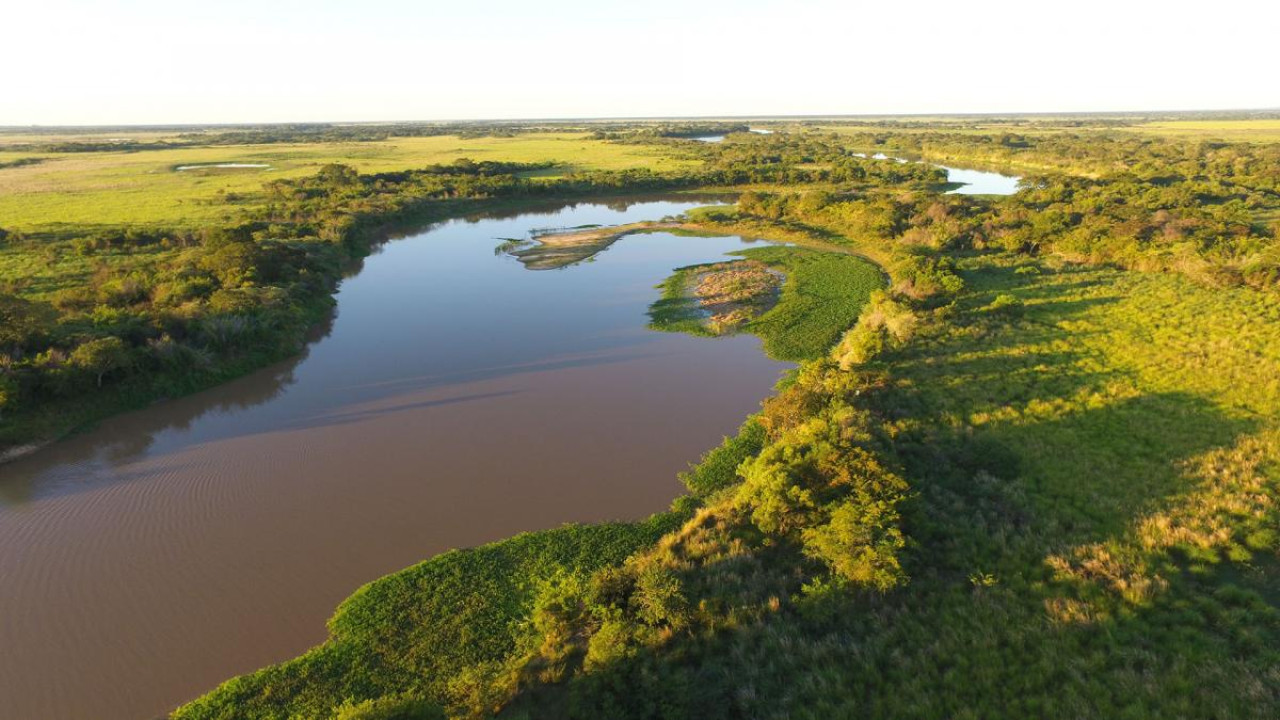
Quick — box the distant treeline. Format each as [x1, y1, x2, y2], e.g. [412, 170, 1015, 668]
[0, 157, 43, 169]
[0, 123, 544, 153]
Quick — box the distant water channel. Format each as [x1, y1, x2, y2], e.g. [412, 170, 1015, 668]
[853, 151, 1021, 194]
[688, 138, 1021, 193]
[0, 197, 792, 720]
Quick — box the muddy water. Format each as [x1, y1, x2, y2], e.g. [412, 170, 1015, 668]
[0, 198, 791, 720]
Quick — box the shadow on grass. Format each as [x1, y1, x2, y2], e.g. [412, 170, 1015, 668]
[497, 258, 1280, 718]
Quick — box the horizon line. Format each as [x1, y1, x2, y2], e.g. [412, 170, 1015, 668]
[4, 106, 1279, 131]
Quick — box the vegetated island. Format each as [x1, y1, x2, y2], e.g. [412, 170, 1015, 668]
[650, 258, 785, 335]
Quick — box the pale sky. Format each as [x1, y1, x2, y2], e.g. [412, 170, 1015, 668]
[3, 0, 1275, 125]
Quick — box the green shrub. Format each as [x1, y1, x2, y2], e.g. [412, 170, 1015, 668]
[984, 293, 1024, 318]
[632, 566, 689, 630]
[333, 695, 445, 720]
[678, 419, 767, 497]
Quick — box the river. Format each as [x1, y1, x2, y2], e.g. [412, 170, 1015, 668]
[853, 152, 1021, 194]
[0, 197, 793, 720]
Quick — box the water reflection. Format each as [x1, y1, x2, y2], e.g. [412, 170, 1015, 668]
[0, 331, 315, 506]
[940, 165, 1022, 195]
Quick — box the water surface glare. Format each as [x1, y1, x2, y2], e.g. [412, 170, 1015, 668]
[0, 198, 792, 720]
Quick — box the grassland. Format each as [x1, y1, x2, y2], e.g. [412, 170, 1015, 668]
[734, 246, 884, 360]
[812, 118, 1280, 144]
[1125, 119, 1280, 143]
[0, 133, 699, 233]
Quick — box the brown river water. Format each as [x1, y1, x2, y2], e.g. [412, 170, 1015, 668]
[0, 198, 794, 720]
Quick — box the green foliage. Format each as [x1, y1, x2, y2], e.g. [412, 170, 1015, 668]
[677, 419, 767, 497]
[332, 695, 445, 720]
[737, 246, 883, 360]
[632, 566, 690, 629]
[800, 486, 905, 589]
[0, 372, 17, 418]
[983, 292, 1024, 317]
[834, 290, 918, 368]
[738, 383, 908, 589]
[68, 336, 131, 387]
[0, 293, 45, 355]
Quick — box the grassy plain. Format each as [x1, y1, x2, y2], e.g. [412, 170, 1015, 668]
[0, 133, 699, 233]
[734, 245, 883, 360]
[1126, 119, 1280, 143]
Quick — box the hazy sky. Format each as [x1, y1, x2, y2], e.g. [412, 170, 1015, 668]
[4, 0, 1275, 125]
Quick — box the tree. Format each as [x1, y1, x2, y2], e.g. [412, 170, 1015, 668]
[317, 163, 360, 187]
[332, 695, 445, 720]
[0, 294, 43, 358]
[69, 337, 131, 387]
[0, 372, 16, 420]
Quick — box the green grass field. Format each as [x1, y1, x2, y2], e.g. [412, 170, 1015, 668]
[737, 246, 884, 360]
[0, 133, 699, 233]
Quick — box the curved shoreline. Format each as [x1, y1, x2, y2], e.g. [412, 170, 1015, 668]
[174, 216, 889, 717]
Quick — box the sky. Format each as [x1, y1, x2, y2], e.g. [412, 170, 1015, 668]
[3, 0, 1276, 125]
